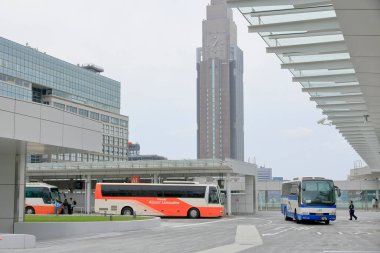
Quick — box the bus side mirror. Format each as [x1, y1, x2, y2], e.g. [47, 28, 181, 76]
[290, 187, 299, 196]
[335, 186, 341, 197]
[220, 193, 226, 205]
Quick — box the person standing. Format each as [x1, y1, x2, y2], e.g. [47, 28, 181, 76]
[68, 198, 72, 215]
[372, 197, 376, 210]
[62, 199, 69, 215]
[349, 200, 358, 220]
[54, 199, 61, 216]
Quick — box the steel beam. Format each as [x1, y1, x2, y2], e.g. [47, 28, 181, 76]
[267, 41, 346, 55]
[316, 103, 367, 110]
[303, 84, 360, 93]
[310, 94, 364, 103]
[249, 17, 339, 33]
[282, 59, 352, 70]
[227, 0, 332, 8]
[294, 73, 357, 83]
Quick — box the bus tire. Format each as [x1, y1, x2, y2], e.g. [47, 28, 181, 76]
[121, 206, 134, 216]
[188, 208, 200, 219]
[295, 209, 301, 224]
[25, 206, 35, 215]
[324, 220, 330, 225]
[284, 208, 291, 221]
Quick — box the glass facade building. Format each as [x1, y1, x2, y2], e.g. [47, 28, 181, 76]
[0, 36, 129, 162]
[0, 37, 120, 113]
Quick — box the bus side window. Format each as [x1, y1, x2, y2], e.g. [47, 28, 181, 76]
[208, 187, 219, 204]
[42, 188, 52, 204]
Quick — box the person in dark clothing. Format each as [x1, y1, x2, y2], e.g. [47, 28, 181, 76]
[62, 199, 69, 215]
[349, 200, 358, 220]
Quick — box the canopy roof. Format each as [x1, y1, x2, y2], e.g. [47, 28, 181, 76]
[228, 0, 380, 176]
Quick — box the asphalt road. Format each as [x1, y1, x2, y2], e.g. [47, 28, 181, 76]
[3, 210, 380, 253]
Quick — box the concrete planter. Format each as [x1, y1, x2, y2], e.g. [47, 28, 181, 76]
[14, 217, 160, 240]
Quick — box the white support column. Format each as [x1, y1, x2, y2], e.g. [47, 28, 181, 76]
[0, 142, 26, 233]
[16, 143, 27, 222]
[85, 175, 91, 214]
[154, 174, 158, 184]
[226, 173, 232, 216]
[244, 175, 255, 214]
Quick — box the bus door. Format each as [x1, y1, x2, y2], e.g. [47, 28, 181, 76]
[289, 183, 300, 213]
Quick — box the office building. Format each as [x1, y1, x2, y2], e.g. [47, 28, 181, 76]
[196, 0, 244, 161]
[0, 37, 128, 162]
[257, 166, 272, 181]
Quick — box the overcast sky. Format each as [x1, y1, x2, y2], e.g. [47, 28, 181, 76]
[1, 0, 363, 179]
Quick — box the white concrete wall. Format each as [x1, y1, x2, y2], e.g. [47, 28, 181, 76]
[0, 96, 102, 153]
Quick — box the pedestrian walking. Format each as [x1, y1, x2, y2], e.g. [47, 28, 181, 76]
[372, 197, 376, 210]
[349, 200, 358, 220]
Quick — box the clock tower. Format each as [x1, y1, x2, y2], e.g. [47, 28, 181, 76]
[196, 0, 244, 161]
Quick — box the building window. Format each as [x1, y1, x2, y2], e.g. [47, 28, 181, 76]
[66, 105, 77, 114]
[110, 117, 119, 125]
[53, 102, 65, 110]
[120, 119, 127, 127]
[79, 108, 89, 117]
[101, 114, 109, 123]
[90, 112, 100, 121]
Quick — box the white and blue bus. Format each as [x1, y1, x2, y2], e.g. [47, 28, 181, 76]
[281, 177, 341, 225]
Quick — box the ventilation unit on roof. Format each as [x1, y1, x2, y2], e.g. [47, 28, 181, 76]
[81, 64, 104, 73]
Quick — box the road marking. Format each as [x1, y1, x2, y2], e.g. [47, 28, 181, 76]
[170, 217, 271, 228]
[338, 232, 343, 235]
[316, 232, 322, 235]
[324, 251, 380, 253]
[171, 217, 247, 228]
[262, 226, 314, 236]
[196, 225, 263, 253]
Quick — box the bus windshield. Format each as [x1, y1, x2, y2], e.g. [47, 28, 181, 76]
[208, 186, 220, 204]
[301, 180, 335, 206]
[50, 188, 61, 202]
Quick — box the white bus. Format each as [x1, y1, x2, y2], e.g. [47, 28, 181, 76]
[281, 177, 341, 224]
[25, 182, 62, 214]
[94, 183, 224, 218]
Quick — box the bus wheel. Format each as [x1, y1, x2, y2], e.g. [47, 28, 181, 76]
[284, 208, 291, 221]
[324, 220, 330, 225]
[25, 207, 35, 215]
[121, 207, 134, 216]
[188, 208, 200, 219]
[295, 210, 301, 224]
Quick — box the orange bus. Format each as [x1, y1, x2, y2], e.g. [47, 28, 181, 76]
[25, 182, 62, 214]
[94, 183, 224, 218]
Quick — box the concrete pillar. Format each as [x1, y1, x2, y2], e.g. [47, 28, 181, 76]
[85, 175, 91, 214]
[16, 143, 26, 222]
[153, 174, 158, 184]
[376, 190, 379, 201]
[0, 142, 26, 233]
[226, 173, 232, 215]
[244, 175, 255, 214]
